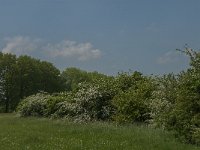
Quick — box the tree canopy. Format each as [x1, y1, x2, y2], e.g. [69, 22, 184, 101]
[0, 53, 64, 112]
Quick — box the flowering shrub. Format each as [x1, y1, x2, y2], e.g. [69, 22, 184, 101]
[17, 77, 117, 121]
[149, 74, 177, 128]
[17, 92, 75, 117]
[53, 101, 78, 118]
[149, 90, 173, 127]
[17, 93, 50, 117]
[73, 82, 115, 121]
[149, 67, 200, 144]
[45, 92, 74, 116]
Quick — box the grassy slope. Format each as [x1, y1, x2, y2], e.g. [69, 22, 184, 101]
[0, 114, 198, 150]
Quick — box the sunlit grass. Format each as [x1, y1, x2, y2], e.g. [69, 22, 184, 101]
[0, 114, 198, 150]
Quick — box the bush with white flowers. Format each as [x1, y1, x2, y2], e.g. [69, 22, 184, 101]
[17, 93, 50, 117]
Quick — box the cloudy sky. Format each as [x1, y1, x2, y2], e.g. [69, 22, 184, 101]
[0, 0, 200, 75]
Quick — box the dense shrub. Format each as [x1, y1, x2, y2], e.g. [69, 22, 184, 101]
[112, 78, 155, 123]
[17, 92, 74, 117]
[149, 74, 178, 127]
[150, 72, 200, 145]
[17, 93, 50, 117]
[167, 70, 200, 144]
[53, 101, 78, 119]
[149, 49, 200, 145]
[115, 71, 144, 92]
[45, 92, 74, 116]
[73, 82, 114, 121]
[17, 77, 117, 121]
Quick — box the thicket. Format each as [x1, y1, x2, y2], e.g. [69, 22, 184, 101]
[1, 48, 200, 145]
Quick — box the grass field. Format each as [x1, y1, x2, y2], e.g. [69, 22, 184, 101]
[0, 114, 198, 150]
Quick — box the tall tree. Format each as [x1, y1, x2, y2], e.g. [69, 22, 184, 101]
[61, 67, 90, 91]
[61, 67, 107, 91]
[0, 54, 65, 112]
[17, 55, 42, 98]
[39, 61, 64, 93]
[0, 53, 20, 112]
[17, 55, 65, 98]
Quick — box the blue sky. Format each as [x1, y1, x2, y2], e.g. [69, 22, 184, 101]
[0, 0, 200, 75]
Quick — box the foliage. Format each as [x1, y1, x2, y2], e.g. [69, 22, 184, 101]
[17, 76, 118, 121]
[45, 92, 74, 116]
[61, 67, 89, 91]
[149, 74, 178, 127]
[0, 53, 64, 112]
[61, 67, 107, 91]
[0, 52, 20, 112]
[167, 69, 200, 144]
[150, 48, 200, 145]
[37, 61, 65, 93]
[112, 74, 155, 123]
[17, 55, 64, 98]
[73, 82, 115, 121]
[4, 47, 200, 145]
[17, 93, 52, 117]
[168, 48, 200, 145]
[115, 71, 144, 91]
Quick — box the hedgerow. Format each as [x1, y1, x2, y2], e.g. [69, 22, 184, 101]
[16, 48, 200, 145]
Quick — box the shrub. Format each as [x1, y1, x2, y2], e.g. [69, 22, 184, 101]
[115, 71, 143, 92]
[53, 101, 78, 118]
[45, 92, 74, 116]
[17, 93, 50, 117]
[168, 70, 200, 144]
[150, 71, 200, 145]
[112, 78, 155, 123]
[149, 74, 177, 128]
[150, 48, 200, 145]
[73, 82, 115, 121]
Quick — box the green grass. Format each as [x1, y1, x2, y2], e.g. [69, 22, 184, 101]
[0, 114, 198, 150]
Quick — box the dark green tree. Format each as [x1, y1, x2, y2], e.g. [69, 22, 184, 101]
[0, 52, 20, 112]
[0, 53, 65, 112]
[17, 55, 65, 98]
[17, 55, 42, 98]
[61, 67, 106, 91]
[39, 61, 64, 93]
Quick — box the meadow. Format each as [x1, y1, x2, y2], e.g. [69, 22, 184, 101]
[0, 114, 198, 150]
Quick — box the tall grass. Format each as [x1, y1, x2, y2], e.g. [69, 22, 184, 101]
[0, 114, 198, 150]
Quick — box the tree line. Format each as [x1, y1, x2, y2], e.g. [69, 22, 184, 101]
[0, 52, 105, 112]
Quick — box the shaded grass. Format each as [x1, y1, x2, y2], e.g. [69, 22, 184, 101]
[0, 114, 198, 150]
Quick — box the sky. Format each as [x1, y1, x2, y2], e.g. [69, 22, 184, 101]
[0, 0, 200, 75]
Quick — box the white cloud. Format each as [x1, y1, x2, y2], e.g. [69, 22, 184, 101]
[44, 40, 102, 61]
[2, 36, 41, 55]
[1, 36, 102, 61]
[157, 51, 185, 64]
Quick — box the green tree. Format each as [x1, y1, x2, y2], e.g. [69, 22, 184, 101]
[0, 52, 20, 112]
[39, 61, 64, 93]
[17, 55, 42, 98]
[61, 67, 107, 91]
[0, 54, 65, 112]
[17, 55, 64, 99]
[61, 67, 90, 91]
